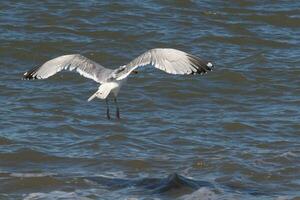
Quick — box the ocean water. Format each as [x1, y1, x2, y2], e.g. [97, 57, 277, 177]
[0, 1, 300, 199]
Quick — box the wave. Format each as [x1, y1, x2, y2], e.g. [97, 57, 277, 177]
[86, 172, 213, 194]
[15, 172, 299, 200]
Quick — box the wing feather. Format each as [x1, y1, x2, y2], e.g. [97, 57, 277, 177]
[23, 54, 113, 83]
[114, 48, 214, 80]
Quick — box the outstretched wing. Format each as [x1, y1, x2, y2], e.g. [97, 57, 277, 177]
[23, 54, 113, 83]
[113, 48, 214, 80]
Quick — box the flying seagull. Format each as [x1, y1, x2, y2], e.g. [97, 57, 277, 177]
[23, 48, 214, 119]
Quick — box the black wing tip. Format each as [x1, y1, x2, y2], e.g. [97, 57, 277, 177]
[22, 72, 34, 80]
[188, 55, 214, 75]
[22, 68, 38, 80]
[206, 61, 214, 70]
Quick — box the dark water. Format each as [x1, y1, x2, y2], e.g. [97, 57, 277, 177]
[1, 1, 300, 199]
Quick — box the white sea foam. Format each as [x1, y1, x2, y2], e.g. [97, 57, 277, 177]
[23, 188, 112, 200]
[23, 191, 92, 200]
[23, 189, 160, 200]
[280, 151, 298, 158]
[275, 196, 294, 200]
[180, 189, 297, 200]
[10, 172, 56, 178]
[180, 187, 218, 200]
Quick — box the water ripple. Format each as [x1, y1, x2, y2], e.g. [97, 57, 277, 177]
[1, 0, 300, 199]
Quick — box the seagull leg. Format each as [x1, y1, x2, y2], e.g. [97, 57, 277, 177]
[114, 97, 120, 119]
[105, 98, 111, 120]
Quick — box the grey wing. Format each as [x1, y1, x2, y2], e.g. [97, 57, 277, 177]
[23, 54, 113, 83]
[113, 48, 214, 80]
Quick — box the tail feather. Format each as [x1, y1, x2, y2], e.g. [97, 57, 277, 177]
[87, 82, 118, 102]
[87, 92, 98, 102]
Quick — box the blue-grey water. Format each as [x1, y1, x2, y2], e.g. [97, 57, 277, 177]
[1, 1, 300, 199]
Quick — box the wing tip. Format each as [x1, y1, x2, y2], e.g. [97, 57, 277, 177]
[206, 62, 214, 70]
[22, 72, 34, 80]
[187, 55, 214, 75]
[22, 67, 39, 80]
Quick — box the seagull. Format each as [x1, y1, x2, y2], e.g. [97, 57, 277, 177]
[23, 48, 214, 119]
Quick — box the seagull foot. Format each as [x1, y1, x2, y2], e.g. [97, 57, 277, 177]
[106, 109, 111, 120]
[116, 109, 120, 120]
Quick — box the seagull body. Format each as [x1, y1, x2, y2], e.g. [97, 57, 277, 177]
[23, 48, 214, 119]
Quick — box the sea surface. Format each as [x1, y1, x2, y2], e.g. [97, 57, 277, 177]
[0, 1, 300, 199]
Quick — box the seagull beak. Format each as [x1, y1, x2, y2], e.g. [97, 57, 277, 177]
[132, 70, 138, 74]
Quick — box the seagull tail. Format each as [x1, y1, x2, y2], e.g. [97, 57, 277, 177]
[87, 90, 110, 102]
[87, 83, 118, 102]
[87, 91, 98, 102]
